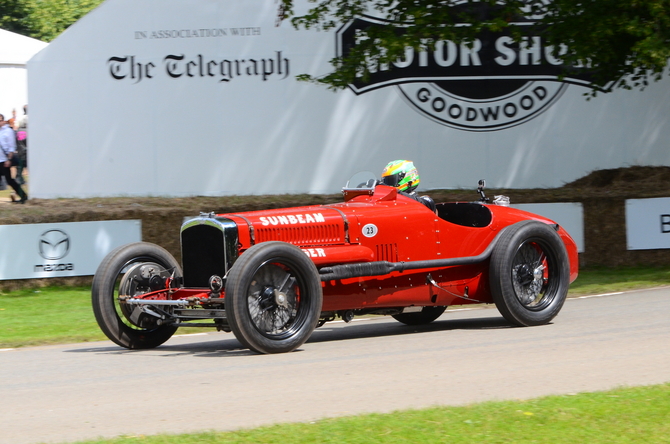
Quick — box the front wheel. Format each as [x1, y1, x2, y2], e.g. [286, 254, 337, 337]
[489, 221, 570, 327]
[91, 242, 181, 349]
[225, 242, 323, 354]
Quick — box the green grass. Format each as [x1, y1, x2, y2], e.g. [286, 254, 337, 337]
[1, 266, 669, 348]
[567, 266, 670, 296]
[0, 286, 210, 348]
[63, 383, 670, 444]
[0, 286, 105, 347]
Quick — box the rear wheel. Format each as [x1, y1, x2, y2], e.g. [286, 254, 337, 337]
[392, 306, 447, 325]
[91, 242, 181, 349]
[489, 221, 570, 326]
[225, 242, 323, 354]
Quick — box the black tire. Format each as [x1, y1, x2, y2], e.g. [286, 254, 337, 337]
[225, 241, 323, 354]
[489, 221, 570, 327]
[392, 306, 447, 325]
[91, 242, 181, 349]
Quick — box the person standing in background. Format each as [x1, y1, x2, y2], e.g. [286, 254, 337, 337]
[8, 109, 17, 130]
[15, 105, 28, 185]
[0, 113, 28, 203]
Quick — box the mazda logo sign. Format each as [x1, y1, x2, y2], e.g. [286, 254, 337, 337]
[39, 230, 71, 260]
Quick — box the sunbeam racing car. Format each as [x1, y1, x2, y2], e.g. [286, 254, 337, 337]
[92, 173, 579, 354]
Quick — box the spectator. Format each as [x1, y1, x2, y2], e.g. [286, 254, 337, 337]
[0, 113, 28, 204]
[15, 105, 28, 185]
[8, 109, 17, 130]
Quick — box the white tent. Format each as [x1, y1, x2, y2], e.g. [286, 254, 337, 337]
[0, 29, 48, 119]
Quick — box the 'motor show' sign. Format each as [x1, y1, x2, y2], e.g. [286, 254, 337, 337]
[337, 16, 597, 131]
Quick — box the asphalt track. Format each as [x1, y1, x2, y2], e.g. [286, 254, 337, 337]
[1, 288, 669, 444]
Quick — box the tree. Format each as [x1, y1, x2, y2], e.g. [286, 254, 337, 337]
[0, 0, 31, 35]
[279, 0, 670, 94]
[0, 0, 102, 42]
[24, 0, 103, 41]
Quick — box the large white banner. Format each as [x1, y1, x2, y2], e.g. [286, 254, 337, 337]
[0, 220, 141, 280]
[626, 198, 670, 250]
[27, 0, 670, 198]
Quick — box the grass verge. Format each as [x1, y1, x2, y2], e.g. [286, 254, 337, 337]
[0, 286, 208, 348]
[1, 266, 669, 348]
[67, 383, 670, 444]
[566, 266, 670, 296]
[0, 286, 104, 347]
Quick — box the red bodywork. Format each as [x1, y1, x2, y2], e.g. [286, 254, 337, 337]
[168, 185, 578, 313]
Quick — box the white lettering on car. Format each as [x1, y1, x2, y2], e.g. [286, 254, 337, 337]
[303, 248, 327, 258]
[260, 213, 325, 226]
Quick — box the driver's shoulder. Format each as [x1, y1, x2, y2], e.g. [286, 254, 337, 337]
[400, 191, 436, 212]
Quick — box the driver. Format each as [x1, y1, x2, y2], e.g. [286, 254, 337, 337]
[381, 160, 436, 212]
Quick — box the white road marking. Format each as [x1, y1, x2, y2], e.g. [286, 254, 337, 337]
[576, 292, 624, 299]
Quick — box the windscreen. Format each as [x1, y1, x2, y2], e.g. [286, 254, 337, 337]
[344, 171, 378, 190]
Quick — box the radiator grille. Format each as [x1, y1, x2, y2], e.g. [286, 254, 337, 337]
[180, 217, 238, 288]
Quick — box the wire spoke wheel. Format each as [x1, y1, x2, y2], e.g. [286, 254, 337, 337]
[511, 241, 551, 309]
[225, 242, 322, 354]
[490, 221, 570, 327]
[247, 263, 300, 337]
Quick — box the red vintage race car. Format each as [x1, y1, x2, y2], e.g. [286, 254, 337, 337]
[92, 173, 579, 354]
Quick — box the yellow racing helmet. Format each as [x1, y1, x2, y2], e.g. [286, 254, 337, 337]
[381, 160, 420, 193]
